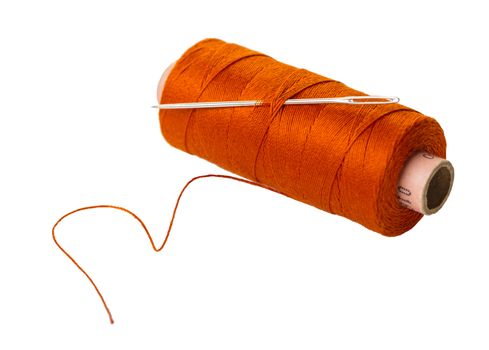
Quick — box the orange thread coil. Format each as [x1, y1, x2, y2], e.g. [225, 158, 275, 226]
[159, 38, 447, 236]
[52, 39, 449, 324]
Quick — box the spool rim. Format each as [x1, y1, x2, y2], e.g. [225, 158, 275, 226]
[422, 160, 454, 215]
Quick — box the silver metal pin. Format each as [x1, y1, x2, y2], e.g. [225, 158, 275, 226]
[152, 96, 400, 110]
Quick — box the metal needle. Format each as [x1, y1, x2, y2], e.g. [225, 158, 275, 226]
[152, 96, 400, 110]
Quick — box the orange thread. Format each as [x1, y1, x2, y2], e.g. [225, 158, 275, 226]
[159, 38, 447, 235]
[54, 38, 448, 323]
[52, 174, 276, 324]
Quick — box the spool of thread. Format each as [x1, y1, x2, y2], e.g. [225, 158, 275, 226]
[157, 38, 454, 236]
[51, 39, 456, 324]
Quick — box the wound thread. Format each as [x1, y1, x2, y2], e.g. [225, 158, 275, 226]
[159, 38, 447, 236]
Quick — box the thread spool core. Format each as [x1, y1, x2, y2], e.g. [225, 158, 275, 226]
[157, 62, 175, 102]
[397, 152, 454, 215]
[424, 160, 454, 214]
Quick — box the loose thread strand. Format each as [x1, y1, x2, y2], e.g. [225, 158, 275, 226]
[52, 174, 277, 324]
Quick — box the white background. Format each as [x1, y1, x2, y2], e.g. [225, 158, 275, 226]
[1, 0, 488, 349]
